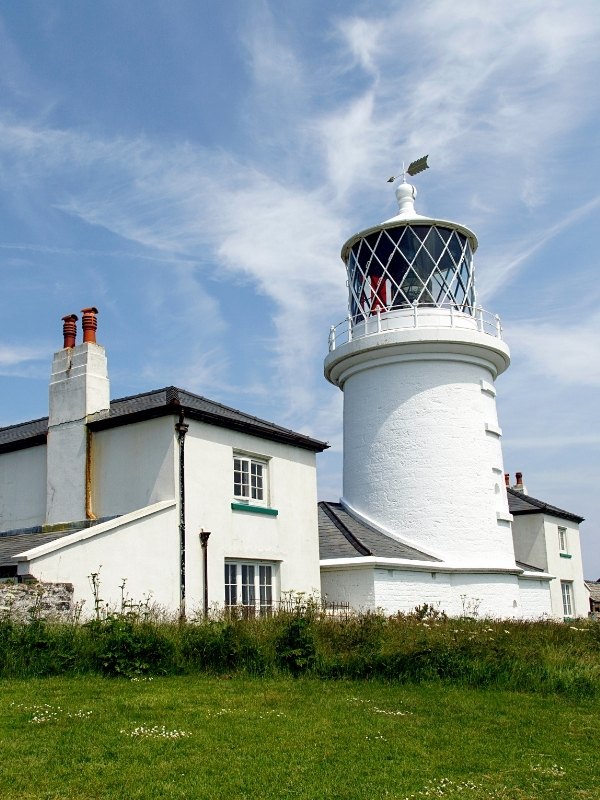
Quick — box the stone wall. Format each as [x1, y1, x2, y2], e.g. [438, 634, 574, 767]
[0, 580, 75, 623]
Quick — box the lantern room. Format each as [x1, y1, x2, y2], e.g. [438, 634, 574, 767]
[341, 181, 478, 323]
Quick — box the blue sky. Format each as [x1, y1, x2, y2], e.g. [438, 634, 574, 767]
[1, 1, 599, 578]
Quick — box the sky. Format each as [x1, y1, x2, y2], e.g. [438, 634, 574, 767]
[0, 1, 599, 578]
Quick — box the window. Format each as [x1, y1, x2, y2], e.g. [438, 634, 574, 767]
[558, 527, 568, 553]
[233, 455, 267, 504]
[224, 561, 275, 614]
[561, 581, 574, 618]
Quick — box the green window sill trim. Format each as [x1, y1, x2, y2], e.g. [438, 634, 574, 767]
[559, 553, 572, 559]
[231, 502, 278, 517]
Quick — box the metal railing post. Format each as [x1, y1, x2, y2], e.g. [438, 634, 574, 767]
[347, 314, 353, 342]
[495, 314, 502, 338]
[329, 325, 336, 352]
[413, 303, 418, 328]
[477, 306, 484, 332]
[377, 308, 381, 333]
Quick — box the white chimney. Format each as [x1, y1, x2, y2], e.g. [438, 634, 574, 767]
[46, 308, 110, 524]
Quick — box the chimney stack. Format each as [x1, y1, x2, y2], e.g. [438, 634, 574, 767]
[47, 306, 110, 524]
[62, 314, 78, 349]
[504, 473, 510, 487]
[512, 471, 528, 495]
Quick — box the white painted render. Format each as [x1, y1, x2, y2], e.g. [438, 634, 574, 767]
[325, 327, 516, 569]
[322, 563, 527, 618]
[91, 417, 176, 518]
[517, 575, 554, 619]
[15, 501, 179, 614]
[0, 444, 46, 530]
[320, 565, 375, 610]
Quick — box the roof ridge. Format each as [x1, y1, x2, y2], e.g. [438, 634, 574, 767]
[319, 501, 371, 556]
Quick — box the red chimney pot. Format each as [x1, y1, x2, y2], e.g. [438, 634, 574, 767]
[81, 307, 99, 344]
[504, 473, 510, 487]
[61, 314, 78, 349]
[515, 471, 523, 484]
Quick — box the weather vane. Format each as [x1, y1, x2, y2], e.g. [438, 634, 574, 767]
[387, 155, 429, 184]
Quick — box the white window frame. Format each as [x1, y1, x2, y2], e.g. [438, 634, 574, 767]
[558, 526, 568, 554]
[224, 560, 276, 614]
[233, 453, 269, 506]
[561, 580, 574, 618]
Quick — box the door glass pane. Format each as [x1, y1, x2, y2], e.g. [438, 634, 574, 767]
[259, 565, 272, 611]
[242, 565, 255, 607]
[561, 582, 573, 616]
[225, 564, 237, 606]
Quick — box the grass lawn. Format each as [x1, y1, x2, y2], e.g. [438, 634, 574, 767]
[0, 676, 598, 799]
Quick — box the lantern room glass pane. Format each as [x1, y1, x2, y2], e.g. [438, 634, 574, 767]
[347, 223, 474, 319]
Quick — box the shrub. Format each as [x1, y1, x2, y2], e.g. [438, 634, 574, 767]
[85, 616, 175, 677]
[275, 614, 316, 676]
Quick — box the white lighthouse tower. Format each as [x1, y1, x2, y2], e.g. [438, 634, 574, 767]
[322, 166, 550, 618]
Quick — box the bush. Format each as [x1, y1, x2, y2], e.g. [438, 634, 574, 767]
[85, 616, 175, 677]
[275, 614, 316, 676]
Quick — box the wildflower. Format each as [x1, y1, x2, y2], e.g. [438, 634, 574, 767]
[120, 725, 191, 739]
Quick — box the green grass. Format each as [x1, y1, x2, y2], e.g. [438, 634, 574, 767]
[0, 676, 598, 799]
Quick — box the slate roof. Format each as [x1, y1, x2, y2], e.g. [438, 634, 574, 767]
[0, 386, 328, 454]
[0, 417, 48, 454]
[584, 581, 600, 603]
[319, 501, 439, 562]
[507, 487, 584, 524]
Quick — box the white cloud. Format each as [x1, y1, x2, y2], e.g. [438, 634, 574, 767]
[509, 312, 600, 387]
[335, 16, 385, 77]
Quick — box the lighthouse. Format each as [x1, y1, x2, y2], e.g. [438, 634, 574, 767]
[321, 168, 549, 617]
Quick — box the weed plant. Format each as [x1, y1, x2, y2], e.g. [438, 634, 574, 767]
[1, 605, 599, 698]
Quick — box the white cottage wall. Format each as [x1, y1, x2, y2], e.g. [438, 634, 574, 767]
[511, 515, 547, 571]
[16, 501, 179, 615]
[543, 516, 587, 618]
[373, 569, 452, 614]
[0, 445, 47, 530]
[91, 418, 177, 518]
[518, 577, 553, 619]
[183, 420, 321, 612]
[373, 569, 521, 617]
[320, 567, 375, 610]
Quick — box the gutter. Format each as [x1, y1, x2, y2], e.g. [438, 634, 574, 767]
[175, 410, 189, 621]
